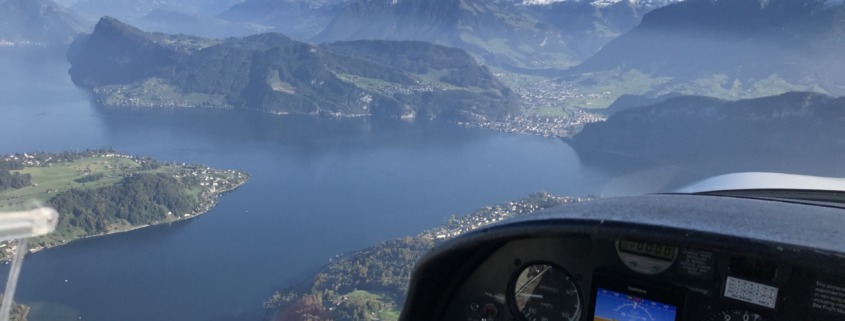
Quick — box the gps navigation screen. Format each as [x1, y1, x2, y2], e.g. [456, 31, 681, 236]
[593, 288, 678, 321]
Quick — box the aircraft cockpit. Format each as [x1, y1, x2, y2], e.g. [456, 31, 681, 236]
[399, 173, 845, 321]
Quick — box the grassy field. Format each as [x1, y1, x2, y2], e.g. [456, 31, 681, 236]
[459, 33, 527, 65]
[342, 290, 401, 321]
[0, 157, 147, 211]
[561, 70, 672, 109]
[100, 77, 230, 108]
[417, 69, 490, 93]
[335, 73, 396, 91]
[0, 156, 179, 245]
[337, 70, 490, 94]
[457, 32, 577, 70]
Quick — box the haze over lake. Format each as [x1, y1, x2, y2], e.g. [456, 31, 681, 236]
[0, 55, 621, 321]
[4, 45, 843, 321]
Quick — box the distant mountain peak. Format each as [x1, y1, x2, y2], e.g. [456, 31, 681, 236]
[91, 16, 157, 43]
[95, 16, 134, 31]
[0, 0, 89, 45]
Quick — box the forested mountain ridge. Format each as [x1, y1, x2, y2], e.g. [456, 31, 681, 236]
[67, 17, 520, 122]
[570, 91, 845, 162]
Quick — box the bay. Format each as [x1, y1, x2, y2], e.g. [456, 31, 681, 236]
[0, 55, 613, 321]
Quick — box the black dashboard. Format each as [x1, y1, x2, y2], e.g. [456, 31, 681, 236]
[399, 194, 845, 321]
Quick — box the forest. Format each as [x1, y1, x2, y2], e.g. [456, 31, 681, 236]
[48, 173, 200, 233]
[0, 171, 31, 192]
[0, 158, 29, 191]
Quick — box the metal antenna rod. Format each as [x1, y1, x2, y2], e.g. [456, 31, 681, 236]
[0, 238, 28, 321]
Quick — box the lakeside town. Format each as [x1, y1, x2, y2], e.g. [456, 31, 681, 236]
[453, 72, 610, 137]
[458, 109, 607, 137]
[495, 72, 613, 111]
[423, 192, 595, 241]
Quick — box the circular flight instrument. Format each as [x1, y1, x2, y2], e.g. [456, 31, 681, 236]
[510, 263, 581, 321]
[704, 309, 767, 321]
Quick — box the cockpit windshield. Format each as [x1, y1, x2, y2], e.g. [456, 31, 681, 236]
[0, 0, 843, 320]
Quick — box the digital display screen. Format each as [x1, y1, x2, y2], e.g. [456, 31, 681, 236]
[593, 287, 679, 321]
[724, 276, 778, 308]
[618, 241, 676, 261]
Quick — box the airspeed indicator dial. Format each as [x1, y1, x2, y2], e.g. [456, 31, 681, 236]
[510, 263, 581, 321]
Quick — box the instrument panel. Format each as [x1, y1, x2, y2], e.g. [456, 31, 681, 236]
[400, 195, 845, 321]
[445, 236, 834, 321]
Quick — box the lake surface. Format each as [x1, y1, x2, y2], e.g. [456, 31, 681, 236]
[0, 55, 622, 321]
[3, 52, 841, 321]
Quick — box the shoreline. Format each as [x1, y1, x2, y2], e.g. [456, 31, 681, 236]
[21, 176, 249, 257]
[95, 99, 607, 137]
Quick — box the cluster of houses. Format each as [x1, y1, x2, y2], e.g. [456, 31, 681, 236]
[496, 72, 615, 110]
[422, 194, 593, 241]
[459, 110, 607, 137]
[376, 80, 443, 96]
[180, 167, 249, 217]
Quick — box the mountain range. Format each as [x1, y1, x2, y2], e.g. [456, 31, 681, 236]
[68, 0, 258, 38]
[570, 91, 845, 163]
[521, 0, 682, 7]
[0, 0, 89, 46]
[66, 17, 521, 121]
[222, 0, 680, 71]
[219, 0, 354, 39]
[11, 0, 845, 118]
[2, 0, 682, 68]
[565, 0, 845, 103]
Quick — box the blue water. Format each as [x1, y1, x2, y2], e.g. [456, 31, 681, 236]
[6, 48, 843, 321]
[0, 55, 617, 321]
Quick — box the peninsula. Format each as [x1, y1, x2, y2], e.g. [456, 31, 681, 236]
[0, 149, 249, 260]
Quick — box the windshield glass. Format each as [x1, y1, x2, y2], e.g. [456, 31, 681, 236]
[0, 0, 842, 320]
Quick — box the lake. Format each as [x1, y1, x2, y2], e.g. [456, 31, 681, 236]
[5, 51, 839, 321]
[0, 54, 622, 321]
